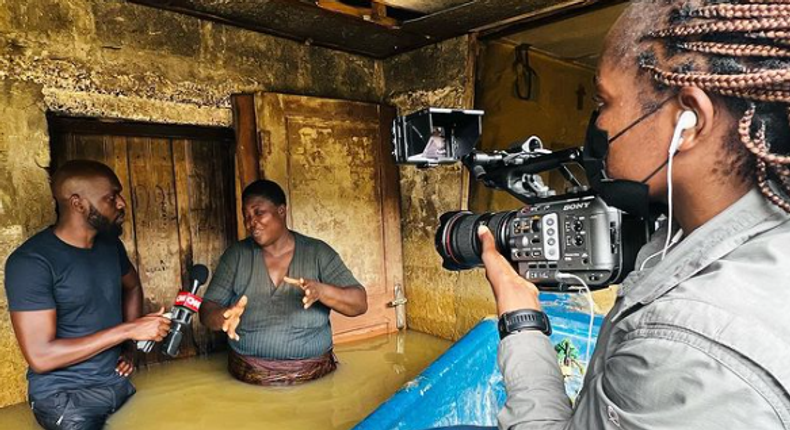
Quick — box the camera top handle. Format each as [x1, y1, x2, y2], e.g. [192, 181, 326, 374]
[463, 147, 591, 205]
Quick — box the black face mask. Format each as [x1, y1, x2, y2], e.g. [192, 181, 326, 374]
[582, 98, 673, 219]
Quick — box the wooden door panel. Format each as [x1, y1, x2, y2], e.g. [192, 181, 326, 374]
[182, 140, 236, 276]
[257, 93, 402, 343]
[286, 119, 386, 291]
[108, 137, 136, 268]
[175, 139, 236, 352]
[127, 138, 184, 312]
[285, 119, 388, 338]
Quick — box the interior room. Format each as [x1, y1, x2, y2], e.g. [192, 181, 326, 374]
[2, 0, 788, 429]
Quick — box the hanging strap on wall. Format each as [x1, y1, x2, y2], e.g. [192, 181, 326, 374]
[514, 44, 539, 101]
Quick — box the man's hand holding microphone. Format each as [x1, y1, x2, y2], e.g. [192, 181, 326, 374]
[115, 307, 171, 377]
[127, 307, 172, 342]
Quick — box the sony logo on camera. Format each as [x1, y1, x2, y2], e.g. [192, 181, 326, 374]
[563, 202, 592, 211]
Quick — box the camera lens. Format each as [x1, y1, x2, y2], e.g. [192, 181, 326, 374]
[435, 210, 515, 270]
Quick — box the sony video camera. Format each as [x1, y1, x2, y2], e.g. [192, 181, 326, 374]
[392, 108, 650, 291]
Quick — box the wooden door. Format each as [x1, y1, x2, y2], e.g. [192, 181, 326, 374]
[49, 119, 237, 359]
[256, 93, 402, 343]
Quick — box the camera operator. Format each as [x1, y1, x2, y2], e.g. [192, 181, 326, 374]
[443, 1, 790, 429]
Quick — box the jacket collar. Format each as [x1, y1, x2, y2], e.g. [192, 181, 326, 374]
[612, 187, 790, 322]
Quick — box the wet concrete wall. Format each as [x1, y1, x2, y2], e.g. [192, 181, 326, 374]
[0, 80, 53, 409]
[383, 36, 483, 340]
[0, 0, 384, 408]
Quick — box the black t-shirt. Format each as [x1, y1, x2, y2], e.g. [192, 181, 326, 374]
[4, 228, 132, 398]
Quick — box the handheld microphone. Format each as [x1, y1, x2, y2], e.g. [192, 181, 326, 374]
[136, 264, 210, 356]
[161, 264, 210, 357]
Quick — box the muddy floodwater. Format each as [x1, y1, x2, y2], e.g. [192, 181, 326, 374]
[0, 330, 450, 430]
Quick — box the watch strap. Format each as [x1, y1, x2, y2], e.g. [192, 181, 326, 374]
[498, 309, 552, 340]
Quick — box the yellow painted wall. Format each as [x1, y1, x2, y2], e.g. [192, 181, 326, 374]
[471, 41, 597, 213]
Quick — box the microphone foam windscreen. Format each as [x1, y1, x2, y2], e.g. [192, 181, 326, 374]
[190, 264, 210, 285]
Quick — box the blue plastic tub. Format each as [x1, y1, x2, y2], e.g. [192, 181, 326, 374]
[353, 293, 604, 430]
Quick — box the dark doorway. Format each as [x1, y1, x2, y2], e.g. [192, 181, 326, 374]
[48, 116, 237, 360]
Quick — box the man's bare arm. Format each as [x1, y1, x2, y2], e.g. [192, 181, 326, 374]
[121, 267, 144, 323]
[10, 308, 170, 374]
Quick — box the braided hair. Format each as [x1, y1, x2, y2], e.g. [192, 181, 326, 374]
[623, 0, 790, 213]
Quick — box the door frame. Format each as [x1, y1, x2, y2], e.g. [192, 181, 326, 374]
[48, 116, 236, 142]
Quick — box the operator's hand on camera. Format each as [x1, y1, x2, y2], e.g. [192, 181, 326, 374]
[478, 225, 542, 316]
[222, 295, 247, 341]
[127, 307, 172, 342]
[283, 276, 324, 310]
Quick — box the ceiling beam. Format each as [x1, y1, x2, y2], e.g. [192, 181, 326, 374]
[315, 0, 400, 28]
[477, 0, 627, 41]
[126, 0, 419, 58]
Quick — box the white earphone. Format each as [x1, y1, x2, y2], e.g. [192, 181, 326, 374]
[662, 109, 697, 261]
[668, 110, 698, 155]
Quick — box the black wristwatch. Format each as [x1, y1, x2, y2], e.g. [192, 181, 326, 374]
[498, 309, 552, 340]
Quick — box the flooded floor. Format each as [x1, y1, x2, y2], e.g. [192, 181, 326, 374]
[0, 330, 450, 430]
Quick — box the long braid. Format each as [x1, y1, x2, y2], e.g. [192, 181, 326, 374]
[743, 116, 790, 211]
[677, 41, 790, 58]
[649, 17, 790, 38]
[745, 0, 790, 4]
[691, 4, 790, 19]
[715, 88, 790, 103]
[746, 30, 790, 39]
[640, 65, 790, 91]
[643, 0, 790, 213]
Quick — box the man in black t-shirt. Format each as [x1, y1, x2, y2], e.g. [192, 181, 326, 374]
[4, 160, 171, 429]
